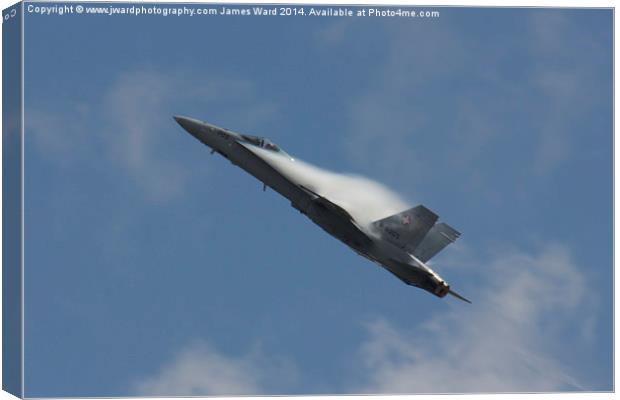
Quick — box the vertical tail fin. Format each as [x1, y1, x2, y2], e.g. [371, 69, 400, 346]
[372, 206, 460, 261]
[371, 205, 438, 251]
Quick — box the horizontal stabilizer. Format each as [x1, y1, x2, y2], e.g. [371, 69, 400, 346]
[372, 205, 438, 252]
[412, 222, 461, 262]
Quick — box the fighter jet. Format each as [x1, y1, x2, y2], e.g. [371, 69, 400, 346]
[174, 116, 471, 303]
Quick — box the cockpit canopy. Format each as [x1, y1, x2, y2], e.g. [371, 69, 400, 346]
[240, 134, 284, 154]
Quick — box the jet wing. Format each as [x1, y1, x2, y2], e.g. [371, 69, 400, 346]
[299, 185, 373, 249]
[299, 185, 355, 222]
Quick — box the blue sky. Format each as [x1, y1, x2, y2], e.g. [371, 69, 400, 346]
[21, 4, 612, 396]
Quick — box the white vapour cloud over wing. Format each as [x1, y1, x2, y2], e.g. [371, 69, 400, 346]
[26, 69, 278, 202]
[245, 145, 410, 226]
[351, 244, 593, 393]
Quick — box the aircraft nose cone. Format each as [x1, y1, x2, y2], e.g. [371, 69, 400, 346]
[173, 115, 201, 133]
[174, 115, 213, 143]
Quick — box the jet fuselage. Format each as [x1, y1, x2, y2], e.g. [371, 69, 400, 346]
[174, 116, 455, 300]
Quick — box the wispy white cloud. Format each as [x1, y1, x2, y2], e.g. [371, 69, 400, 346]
[100, 70, 195, 201]
[132, 243, 598, 396]
[351, 243, 594, 393]
[526, 13, 607, 177]
[26, 68, 279, 202]
[343, 22, 468, 179]
[132, 340, 297, 396]
[335, 11, 609, 196]
[315, 18, 355, 46]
